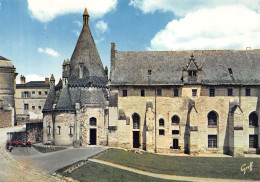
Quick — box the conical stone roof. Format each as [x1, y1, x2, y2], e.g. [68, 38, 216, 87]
[69, 10, 107, 86]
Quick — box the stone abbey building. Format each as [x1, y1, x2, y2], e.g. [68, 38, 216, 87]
[43, 9, 260, 156]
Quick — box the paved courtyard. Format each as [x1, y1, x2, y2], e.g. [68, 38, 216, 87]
[0, 126, 105, 181]
[13, 147, 106, 174]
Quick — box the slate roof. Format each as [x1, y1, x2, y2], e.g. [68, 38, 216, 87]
[111, 49, 260, 85]
[0, 56, 14, 68]
[43, 11, 108, 112]
[69, 23, 107, 86]
[55, 86, 73, 110]
[16, 81, 50, 88]
[0, 56, 8, 60]
[42, 87, 56, 112]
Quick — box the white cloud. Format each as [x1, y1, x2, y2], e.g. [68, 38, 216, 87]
[72, 30, 80, 37]
[27, 0, 117, 23]
[129, 0, 260, 16]
[38, 47, 59, 57]
[16, 74, 46, 84]
[95, 20, 108, 34]
[74, 20, 82, 27]
[148, 6, 260, 51]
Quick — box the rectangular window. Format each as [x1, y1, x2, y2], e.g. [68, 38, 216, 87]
[209, 88, 215, 97]
[32, 106, 35, 110]
[24, 104, 29, 110]
[148, 70, 152, 76]
[246, 88, 250, 96]
[208, 135, 217, 148]
[38, 106, 42, 110]
[174, 89, 179, 97]
[249, 135, 258, 148]
[24, 91, 29, 98]
[192, 89, 197, 96]
[157, 88, 162, 96]
[69, 126, 73, 135]
[123, 90, 127, 97]
[45, 91, 48, 95]
[141, 90, 145, 97]
[38, 91, 41, 95]
[32, 91, 35, 94]
[159, 129, 165, 135]
[228, 88, 233, 96]
[172, 130, 179, 135]
[57, 126, 61, 135]
[189, 71, 197, 77]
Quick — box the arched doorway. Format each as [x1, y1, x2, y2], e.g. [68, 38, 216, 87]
[89, 117, 97, 145]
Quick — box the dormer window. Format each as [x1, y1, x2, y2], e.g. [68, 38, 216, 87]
[189, 71, 196, 77]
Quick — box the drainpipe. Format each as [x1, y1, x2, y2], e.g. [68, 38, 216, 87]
[52, 112, 55, 144]
[155, 86, 157, 153]
[239, 85, 242, 106]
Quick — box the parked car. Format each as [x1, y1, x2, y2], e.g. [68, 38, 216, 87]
[11, 141, 31, 147]
[26, 141, 32, 147]
[11, 141, 19, 147]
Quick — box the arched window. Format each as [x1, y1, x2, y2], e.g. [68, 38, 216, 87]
[132, 113, 140, 129]
[90, 117, 97, 126]
[171, 115, 180, 125]
[249, 112, 258, 127]
[208, 111, 217, 126]
[159, 118, 164, 126]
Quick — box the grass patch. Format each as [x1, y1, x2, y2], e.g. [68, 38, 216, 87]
[58, 161, 184, 182]
[32, 145, 66, 153]
[97, 149, 260, 180]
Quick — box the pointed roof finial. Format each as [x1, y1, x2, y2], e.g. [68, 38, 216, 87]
[83, 8, 90, 25]
[50, 74, 55, 81]
[191, 53, 194, 59]
[84, 8, 89, 16]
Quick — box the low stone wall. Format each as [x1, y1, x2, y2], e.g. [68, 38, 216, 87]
[26, 122, 43, 143]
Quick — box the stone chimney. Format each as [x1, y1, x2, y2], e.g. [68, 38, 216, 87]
[50, 74, 55, 89]
[83, 8, 89, 26]
[45, 78, 49, 84]
[105, 66, 108, 79]
[20, 75, 26, 84]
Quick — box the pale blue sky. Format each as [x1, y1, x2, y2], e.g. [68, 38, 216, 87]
[0, 0, 259, 82]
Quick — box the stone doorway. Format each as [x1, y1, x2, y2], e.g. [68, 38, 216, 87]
[173, 139, 179, 149]
[89, 128, 96, 145]
[133, 131, 140, 148]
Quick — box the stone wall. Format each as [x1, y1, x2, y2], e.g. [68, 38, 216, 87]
[26, 122, 43, 143]
[108, 85, 259, 155]
[0, 109, 12, 128]
[81, 107, 108, 146]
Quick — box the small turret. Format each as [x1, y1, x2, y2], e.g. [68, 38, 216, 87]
[50, 74, 55, 89]
[83, 8, 89, 26]
[62, 59, 71, 78]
